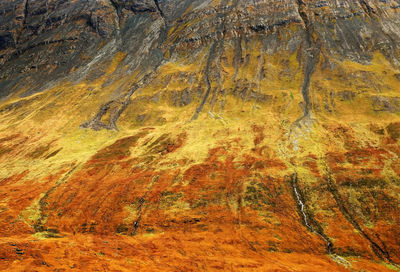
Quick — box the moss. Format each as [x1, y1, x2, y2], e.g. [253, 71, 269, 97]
[191, 199, 208, 208]
[244, 182, 273, 211]
[32, 231, 62, 240]
[90, 132, 147, 161]
[386, 122, 400, 140]
[160, 191, 183, 207]
[335, 247, 363, 257]
[27, 144, 51, 159]
[19, 197, 43, 228]
[381, 262, 400, 272]
[44, 148, 62, 159]
[116, 224, 129, 234]
[146, 228, 155, 234]
[147, 132, 186, 155]
[341, 178, 386, 188]
[0, 146, 12, 156]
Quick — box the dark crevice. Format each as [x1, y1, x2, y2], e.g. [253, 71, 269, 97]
[80, 72, 156, 131]
[15, 0, 29, 45]
[233, 37, 242, 79]
[325, 174, 396, 265]
[295, 0, 321, 119]
[209, 39, 224, 112]
[190, 41, 218, 121]
[80, 0, 169, 131]
[9, 37, 79, 61]
[92, 190, 114, 217]
[109, 0, 122, 31]
[359, 0, 377, 16]
[130, 175, 160, 236]
[131, 197, 145, 235]
[153, 0, 167, 29]
[288, 173, 334, 254]
[33, 164, 79, 232]
[191, 1, 238, 121]
[23, 0, 29, 26]
[80, 99, 114, 131]
[153, 0, 165, 19]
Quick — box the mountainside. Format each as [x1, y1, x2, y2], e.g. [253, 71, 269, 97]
[1, 0, 400, 271]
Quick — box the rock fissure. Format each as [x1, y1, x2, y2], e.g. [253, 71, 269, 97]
[359, 0, 376, 16]
[131, 197, 145, 235]
[33, 164, 80, 232]
[130, 174, 161, 236]
[326, 174, 396, 265]
[8, 37, 79, 63]
[191, 1, 239, 121]
[22, 0, 29, 27]
[289, 173, 334, 254]
[109, 0, 122, 32]
[233, 37, 242, 80]
[81, 72, 156, 131]
[191, 41, 218, 121]
[153, 0, 165, 21]
[295, 0, 321, 119]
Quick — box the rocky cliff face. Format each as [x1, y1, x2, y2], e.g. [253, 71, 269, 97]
[1, 1, 400, 271]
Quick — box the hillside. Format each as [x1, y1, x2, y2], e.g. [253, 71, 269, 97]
[1, 0, 400, 271]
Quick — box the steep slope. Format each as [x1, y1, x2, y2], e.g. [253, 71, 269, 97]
[0, 0, 400, 271]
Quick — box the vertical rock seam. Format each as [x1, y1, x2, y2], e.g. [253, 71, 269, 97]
[109, 0, 122, 31]
[289, 173, 334, 254]
[326, 174, 397, 265]
[153, 0, 165, 19]
[191, 0, 240, 121]
[295, 0, 321, 119]
[131, 197, 145, 235]
[191, 41, 218, 121]
[80, 72, 156, 131]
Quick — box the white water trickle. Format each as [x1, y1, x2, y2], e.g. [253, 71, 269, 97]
[294, 187, 312, 229]
[293, 139, 298, 151]
[294, 184, 333, 253]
